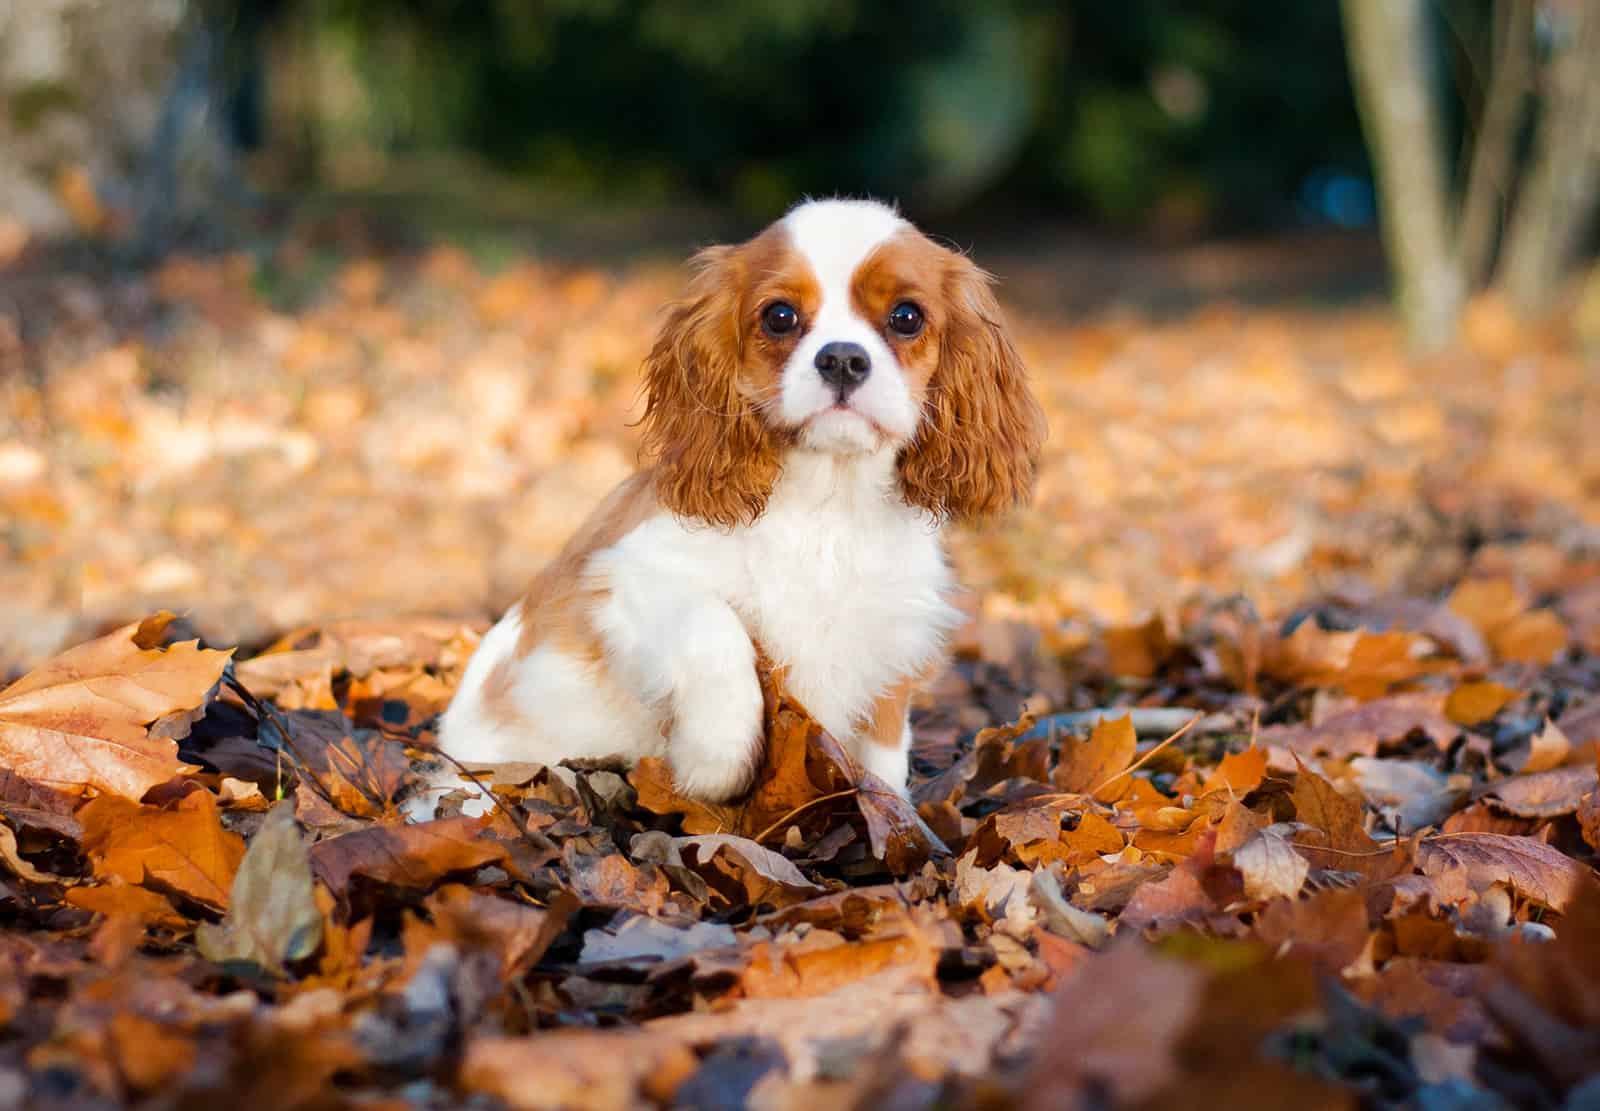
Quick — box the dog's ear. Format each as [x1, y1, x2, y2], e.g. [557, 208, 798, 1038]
[639, 246, 783, 528]
[898, 253, 1045, 520]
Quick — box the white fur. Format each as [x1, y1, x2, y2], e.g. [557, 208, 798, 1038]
[421, 200, 963, 815]
[779, 201, 920, 451]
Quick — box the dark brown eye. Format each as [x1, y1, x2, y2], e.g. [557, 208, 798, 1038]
[762, 302, 799, 336]
[887, 301, 924, 337]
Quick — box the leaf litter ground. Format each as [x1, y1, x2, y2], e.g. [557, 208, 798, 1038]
[1, 225, 1600, 1108]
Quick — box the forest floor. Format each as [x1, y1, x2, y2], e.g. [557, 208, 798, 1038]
[1, 210, 1599, 1109]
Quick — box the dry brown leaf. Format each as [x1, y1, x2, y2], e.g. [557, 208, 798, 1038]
[1262, 696, 1459, 760]
[1022, 941, 1208, 1107]
[64, 881, 188, 929]
[1418, 833, 1587, 911]
[1200, 747, 1268, 797]
[0, 615, 224, 799]
[1233, 830, 1309, 902]
[462, 1031, 697, 1111]
[676, 834, 826, 909]
[1484, 764, 1598, 818]
[1445, 681, 1518, 726]
[1502, 718, 1575, 775]
[418, 885, 573, 979]
[309, 815, 507, 895]
[1290, 757, 1405, 881]
[1053, 714, 1136, 802]
[633, 665, 939, 871]
[196, 802, 322, 973]
[1491, 610, 1568, 664]
[78, 788, 245, 910]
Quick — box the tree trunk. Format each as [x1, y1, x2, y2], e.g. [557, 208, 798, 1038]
[1342, 0, 1466, 352]
[1458, 0, 1534, 288]
[0, 0, 184, 239]
[1498, 0, 1600, 317]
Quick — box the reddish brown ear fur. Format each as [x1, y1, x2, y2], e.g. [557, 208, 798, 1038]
[898, 256, 1045, 521]
[639, 246, 783, 527]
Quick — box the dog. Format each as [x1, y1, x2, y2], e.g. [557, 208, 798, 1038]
[417, 198, 1043, 815]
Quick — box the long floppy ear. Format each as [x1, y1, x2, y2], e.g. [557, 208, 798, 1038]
[639, 245, 783, 527]
[898, 255, 1045, 521]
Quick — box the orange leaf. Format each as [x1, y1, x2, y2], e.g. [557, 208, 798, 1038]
[1054, 714, 1136, 802]
[1444, 681, 1519, 726]
[0, 615, 225, 799]
[78, 789, 245, 910]
[1201, 747, 1267, 797]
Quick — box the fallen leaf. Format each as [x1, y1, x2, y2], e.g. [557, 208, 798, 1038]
[1491, 610, 1567, 665]
[1445, 681, 1518, 726]
[78, 788, 245, 910]
[1233, 830, 1309, 902]
[676, 834, 825, 909]
[1200, 747, 1268, 797]
[310, 815, 507, 895]
[419, 885, 573, 978]
[579, 915, 736, 966]
[1022, 941, 1207, 1107]
[1262, 696, 1458, 759]
[1484, 764, 1598, 818]
[462, 1031, 697, 1111]
[0, 615, 224, 799]
[196, 802, 322, 973]
[1053, 714, 1136, 801]
[1502, 718, 1574, 775]
[1419, 833, 1587, 911]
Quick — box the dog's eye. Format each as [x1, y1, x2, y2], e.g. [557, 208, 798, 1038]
[762, 302, 799, 336]
[887, 301, 924, 337]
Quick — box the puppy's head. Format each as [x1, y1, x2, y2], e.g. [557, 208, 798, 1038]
[640, 198, 1045, 526]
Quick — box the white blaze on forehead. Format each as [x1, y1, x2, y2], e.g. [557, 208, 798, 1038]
[776, 199, 919, 451]
[783, 199, 907, 293]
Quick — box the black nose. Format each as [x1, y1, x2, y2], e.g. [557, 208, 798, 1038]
[814, 341, 871, 394]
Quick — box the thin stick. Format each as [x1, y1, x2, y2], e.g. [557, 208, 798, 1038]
[753, 788, 859, 844]
[1089, 713, 1201, 796]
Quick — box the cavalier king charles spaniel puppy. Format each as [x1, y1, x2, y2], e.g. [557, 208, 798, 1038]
[419, 198, 1043, 814]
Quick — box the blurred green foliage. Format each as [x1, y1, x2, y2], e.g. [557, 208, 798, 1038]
[275, 0, 1365, 228]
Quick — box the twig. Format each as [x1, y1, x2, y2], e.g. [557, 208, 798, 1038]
[1021, 707, 1206, 742]
[1088, 713, 1201, 796]
[752, 788, 859, 844]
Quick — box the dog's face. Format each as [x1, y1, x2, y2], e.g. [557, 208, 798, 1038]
[640, 199, 1045, 527]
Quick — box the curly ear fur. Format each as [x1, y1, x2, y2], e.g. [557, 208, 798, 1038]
[897, 256, 1045, 521]
[639, 246, 783, 528]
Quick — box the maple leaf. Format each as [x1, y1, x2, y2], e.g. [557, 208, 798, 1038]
[78, 788, 245, 910]
[1052, 713, 1136, 801]
[0, 614, 226, 799]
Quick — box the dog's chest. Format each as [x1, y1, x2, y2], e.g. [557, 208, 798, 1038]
[728, 501, 955, 735]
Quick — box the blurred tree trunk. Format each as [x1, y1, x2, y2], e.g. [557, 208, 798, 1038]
[0, 0, 184, 239]
[1458, 0, 1534, 288]
[1498, 0, 1600, 317]
[1342, 0, 1465, 353]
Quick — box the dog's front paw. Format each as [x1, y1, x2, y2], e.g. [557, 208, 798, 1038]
[667, 677, 764, 802]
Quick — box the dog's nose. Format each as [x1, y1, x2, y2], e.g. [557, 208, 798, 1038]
[814, 341, 871, 394]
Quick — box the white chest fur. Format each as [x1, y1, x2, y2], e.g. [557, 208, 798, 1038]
[593, 449, 960, 740]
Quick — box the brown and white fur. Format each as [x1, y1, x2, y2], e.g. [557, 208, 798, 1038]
[416, 199, 1043, 814]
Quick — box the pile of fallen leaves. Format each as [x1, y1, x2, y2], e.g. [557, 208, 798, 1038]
[1, 556, 1598, 1108]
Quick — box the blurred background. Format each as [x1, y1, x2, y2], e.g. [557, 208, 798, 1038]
[2, 1, 1598, 698]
